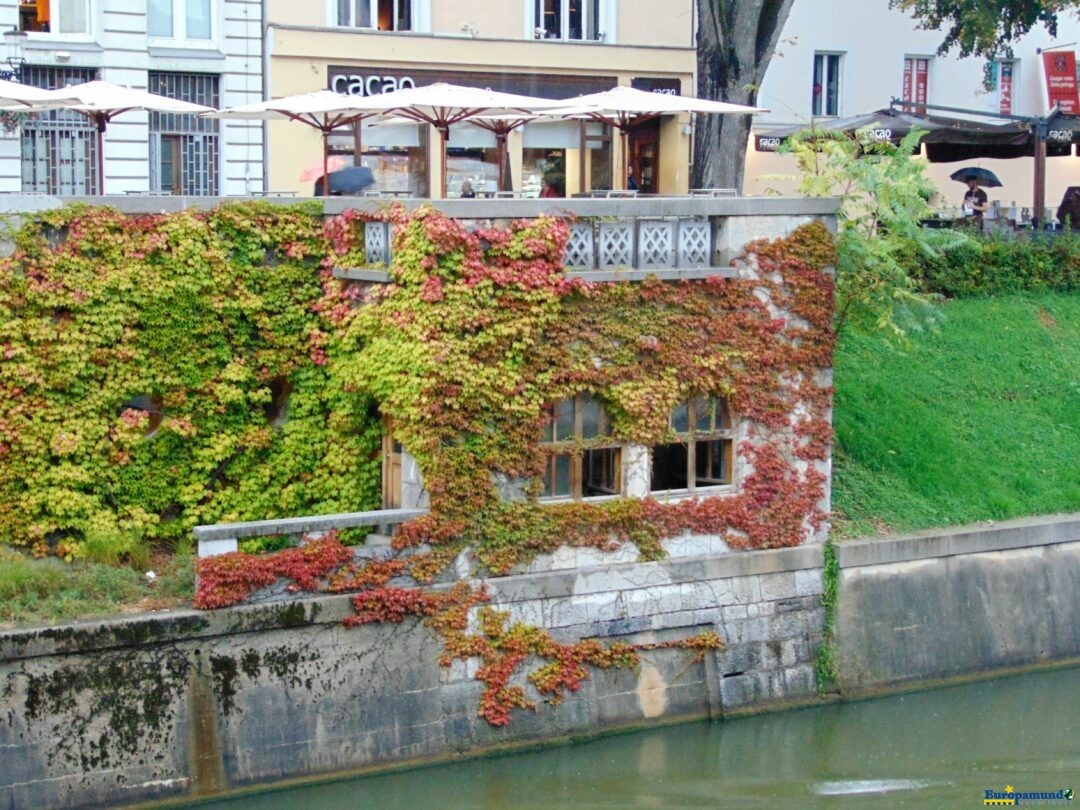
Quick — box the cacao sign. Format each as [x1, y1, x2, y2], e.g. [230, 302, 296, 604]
[330, 73, 417, 96]
[327, 66, 615, 99]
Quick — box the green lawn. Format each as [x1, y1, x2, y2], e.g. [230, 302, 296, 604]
[0, 549, 193, 627]
[832, 293, 1080, 538]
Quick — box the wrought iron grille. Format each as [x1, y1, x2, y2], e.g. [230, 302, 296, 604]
[148, 71, 220, 195]
[21, 66, 99, 195]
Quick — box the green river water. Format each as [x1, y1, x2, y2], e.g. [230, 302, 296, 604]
[196, 666, 1078, 809]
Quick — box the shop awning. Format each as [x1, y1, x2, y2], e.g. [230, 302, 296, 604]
[752, 107, 1044, 162]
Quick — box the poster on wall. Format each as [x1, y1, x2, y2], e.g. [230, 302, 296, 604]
[998, 61, 1014, 114]
[1042, 51, 1080, 113]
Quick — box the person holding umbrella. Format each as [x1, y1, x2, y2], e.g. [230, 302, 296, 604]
[951, 167, 1001, 226]
[962, 177, 989, 221]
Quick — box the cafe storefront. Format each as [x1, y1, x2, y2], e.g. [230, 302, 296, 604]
[264, 26, 695, 197]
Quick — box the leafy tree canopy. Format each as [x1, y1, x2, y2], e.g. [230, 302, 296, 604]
[891, 0, 1078, 59]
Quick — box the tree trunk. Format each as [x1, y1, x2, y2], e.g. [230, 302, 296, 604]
[693, 0, 796, 192]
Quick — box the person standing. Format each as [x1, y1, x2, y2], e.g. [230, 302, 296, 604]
[962, 177, 989, 223]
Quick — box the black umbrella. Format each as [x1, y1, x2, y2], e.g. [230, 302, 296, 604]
[314, 165, 375, 196]
[949, 167, 1003, 187]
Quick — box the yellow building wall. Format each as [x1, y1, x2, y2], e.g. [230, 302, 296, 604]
[265, 27, 695, 196]
[618, 0, 695, 48]
[266, 0, 695, 47]
[430, 2, 522, 39]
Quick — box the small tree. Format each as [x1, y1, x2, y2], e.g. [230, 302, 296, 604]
[891, 0, 1078, 59]
[780, 126, 970, 340]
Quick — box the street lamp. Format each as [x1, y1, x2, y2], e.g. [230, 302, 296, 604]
[1, 28, 27, 82]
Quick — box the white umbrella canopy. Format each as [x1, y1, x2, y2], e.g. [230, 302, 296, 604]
[16, 81, 215, 195]
[562, 85, 765, 121]
[548, 86, 766, 189]
[367, 82, 570, 196]
[0, 78, 73, 106]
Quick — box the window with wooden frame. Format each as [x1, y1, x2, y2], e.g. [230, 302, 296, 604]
[650, 395, 734, 493]
[540, 393, 621, 499]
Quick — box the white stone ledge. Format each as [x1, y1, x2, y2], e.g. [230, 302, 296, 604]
[837, 512, 1080, 569]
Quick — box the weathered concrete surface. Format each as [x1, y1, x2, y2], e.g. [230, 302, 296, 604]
[835, 513, 1080, 694]
[0, 542, 824, 810]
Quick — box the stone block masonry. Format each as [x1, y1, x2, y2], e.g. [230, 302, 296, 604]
[0, 540, 825, 810]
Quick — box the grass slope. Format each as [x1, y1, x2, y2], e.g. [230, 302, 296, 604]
[832, 293, 1080, 537]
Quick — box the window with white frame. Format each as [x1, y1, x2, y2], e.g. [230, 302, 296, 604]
[534, 0, 603, 41]
[650, 395, 734, 493]
[19, 0, 91, 35]
[148, 0, 213, 41]
[336, 0, 413, 30]
[812, 52, 842, 117]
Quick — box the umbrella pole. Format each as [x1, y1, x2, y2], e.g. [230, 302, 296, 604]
[323, 130, 330, 196]
[620, 129, 629, 191]
[440, 126, 449, 198]
[497, 133, 507, 192]
[96, 116, 106, 196]
[1034, 126, 1047, 226]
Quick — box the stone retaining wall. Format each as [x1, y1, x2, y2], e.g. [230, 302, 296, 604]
[835, 512, 1080, 693]
[0, 540, 824, 810]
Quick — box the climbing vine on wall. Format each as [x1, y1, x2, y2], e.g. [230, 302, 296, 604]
[327, 207, 837, 578]
[0, 203, 381, 559]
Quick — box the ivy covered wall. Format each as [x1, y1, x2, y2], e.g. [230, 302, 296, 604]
[0, 202, 835, 572]
[0, 203, 381, 559]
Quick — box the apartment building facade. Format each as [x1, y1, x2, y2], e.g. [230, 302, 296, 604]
[0, 0, 263, 195]
[265, 0, 697, 196]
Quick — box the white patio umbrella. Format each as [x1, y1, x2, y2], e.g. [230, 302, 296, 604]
[548, 86, 766, 189]
[207, 90, 401, 193]
[365, 83, 569, 197]
[0, 78, 73, 106]
[19, 81, 215, 195]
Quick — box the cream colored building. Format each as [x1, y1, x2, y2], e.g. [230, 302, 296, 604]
[264, 0, 697, 196]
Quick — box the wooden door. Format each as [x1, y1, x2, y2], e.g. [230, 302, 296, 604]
[628, 119, 660, 194]
[381, 418, 403, 509]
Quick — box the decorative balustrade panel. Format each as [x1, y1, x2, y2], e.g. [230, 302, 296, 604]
[678, 220, 712, 268]
[637, 220, 676, 269]
[365, 221, 391, 265]
[564, 222, 595, 269]
[598, 221, 635, 268]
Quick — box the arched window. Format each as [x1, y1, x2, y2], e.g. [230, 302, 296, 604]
[540, 393, 621, 499]
[650, 395, 733, 493]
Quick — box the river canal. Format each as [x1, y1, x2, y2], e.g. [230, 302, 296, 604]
[197, 666, 1078, 809]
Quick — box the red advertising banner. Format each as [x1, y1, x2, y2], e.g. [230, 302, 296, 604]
[999, 61, 1013, 114]
[902, 58, 929, 112]
[915, 59, 929, 106]
[1042, 51, 1080, 113]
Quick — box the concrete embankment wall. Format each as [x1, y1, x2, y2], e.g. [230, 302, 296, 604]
[0, 539, 824, 810]
[3, 513, 1078, 809]
[834, 513, 1080, 694]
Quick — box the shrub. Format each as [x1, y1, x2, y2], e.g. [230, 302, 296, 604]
[914, 231, 1080, 297]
